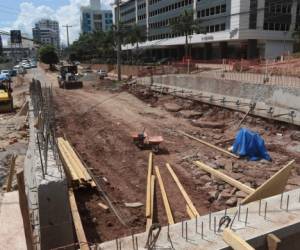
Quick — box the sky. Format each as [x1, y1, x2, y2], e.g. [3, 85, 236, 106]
[0, 0, 113, 46]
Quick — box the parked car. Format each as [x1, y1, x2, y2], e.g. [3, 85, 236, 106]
[30, 61, 37, 68]
[10, 69, 17, 77]
[13, 65, 26, 75]
[0, 70, 10, 77]
[98, 69, 107, 79]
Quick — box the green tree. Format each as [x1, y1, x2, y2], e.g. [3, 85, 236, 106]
[124, 24, 146, 63]
[39, 45, 59, 69]
[170, 10, 205, 59]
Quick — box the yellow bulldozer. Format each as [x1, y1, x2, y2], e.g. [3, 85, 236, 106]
[0, 77, 13, 113]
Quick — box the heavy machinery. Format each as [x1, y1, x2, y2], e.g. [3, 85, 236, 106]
[57, 65, 83, 89]
[0, 77, 13, 113]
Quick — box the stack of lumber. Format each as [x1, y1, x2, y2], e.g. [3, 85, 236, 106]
[57, 137, 96, 188]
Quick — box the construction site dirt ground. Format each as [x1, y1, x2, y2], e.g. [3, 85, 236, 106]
[46, 71, 300, 243]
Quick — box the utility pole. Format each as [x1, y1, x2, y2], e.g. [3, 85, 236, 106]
[116, 0, 121, 81]
[62, 25, 73, 47]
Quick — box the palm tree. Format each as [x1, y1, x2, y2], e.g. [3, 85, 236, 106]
[125, 24, 147, 50]
[124, 24, 147, 63]
[170, 10, 205, 59]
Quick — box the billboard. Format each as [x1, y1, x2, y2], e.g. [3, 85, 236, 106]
[10, 30, 22, 44]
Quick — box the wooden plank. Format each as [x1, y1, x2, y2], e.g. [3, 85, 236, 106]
[146, 175, 155, 231]
[186, 205, 196, 219]
[6, 154, 17, 192]
[64, 140, 93, 182]
[178, 130, 239, 159]
[146, 152, 153, 218]
[194, 161, 255, 195]
[98, 202, 109, 211]
[166, 163, 200, 217]
[58, 138, 80, 182]
[223, 228, 255, 250]
[16, 170, 34, 250]
[242, 160, 295, 204]
[267, 233, 281, 250]
[60, 139, 86, 181]
[68, 188, 90, 250]
[154, 166, 174, 224]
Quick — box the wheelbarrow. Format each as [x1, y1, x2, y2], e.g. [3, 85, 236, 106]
[131, 131, 163, 153]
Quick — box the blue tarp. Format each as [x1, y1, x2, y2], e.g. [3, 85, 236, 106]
[232, 128, 271, 161]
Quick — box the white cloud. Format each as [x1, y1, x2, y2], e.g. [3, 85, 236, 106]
[2, 0, 114, 46]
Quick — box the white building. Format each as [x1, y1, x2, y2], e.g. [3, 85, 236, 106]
[80, 0, 113, 33]
[32, 19, 60, 49]
[114, 0, 300, 60]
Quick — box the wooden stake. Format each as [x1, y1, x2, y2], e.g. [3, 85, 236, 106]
[16, 170, 34, 250]
[154, 166, 174, 224]
[69, 188, 89, 250]
[6, 154, 17, 192]
[178, 130, 239, 158]
[166, 163, 199, 217]
[223, 228, 255, 250]
[146, 175, 155, 231]
[146, 152, 153, 218]
[194, 161, 255, 194]
[186, 205, 196, 219]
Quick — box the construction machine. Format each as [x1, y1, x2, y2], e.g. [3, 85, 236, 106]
[0, 77, 13, 113]
[57, 65, 83, 89]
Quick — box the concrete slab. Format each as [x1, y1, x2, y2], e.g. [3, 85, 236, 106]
[99, 188, 300, 249]
[0, 191, 26, 250]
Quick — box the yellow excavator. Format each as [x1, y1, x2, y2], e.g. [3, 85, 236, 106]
[0, 77, 13, 113]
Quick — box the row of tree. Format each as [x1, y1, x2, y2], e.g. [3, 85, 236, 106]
[67, 10, 200, 63]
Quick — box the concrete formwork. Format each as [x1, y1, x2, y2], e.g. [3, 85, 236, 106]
[24, 99, 74, 250]
[99, 188, 300, 249]
[137, 75, 300, 125]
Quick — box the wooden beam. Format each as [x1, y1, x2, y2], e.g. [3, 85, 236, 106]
[6, 154, 17, 192]
[178, 130, 239, 159]
[146, 175, 155, 231]
[68, 188, 89, 250]
[154, 166, 174, 224]
[166, 163, 199, 217]
[242, 160, 295, 204]
[267, 233, 281, 250]
[146, 152, 153, 218]
[16, 170, 34, 250]
[223, 228, 255, 250]
[194, 161, 255, 194]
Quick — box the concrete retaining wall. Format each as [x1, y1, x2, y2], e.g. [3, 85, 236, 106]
[24, 100, 74, 250]
[138, 74, 300, 111]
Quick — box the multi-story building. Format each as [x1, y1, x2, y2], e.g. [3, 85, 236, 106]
[32, 19, 60, 49]
[114, 0, 300, 59]
[80, 0, 113, 33]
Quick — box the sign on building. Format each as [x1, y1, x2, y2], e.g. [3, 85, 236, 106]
[10, 30, 22, 44]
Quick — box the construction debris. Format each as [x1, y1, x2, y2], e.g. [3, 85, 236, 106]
[124, 202, 143, 208]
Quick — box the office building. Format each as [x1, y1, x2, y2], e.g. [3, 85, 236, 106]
[114, 0, 300, 59]
[80, 0, 113, 33]
[32, 19, 60, 49]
